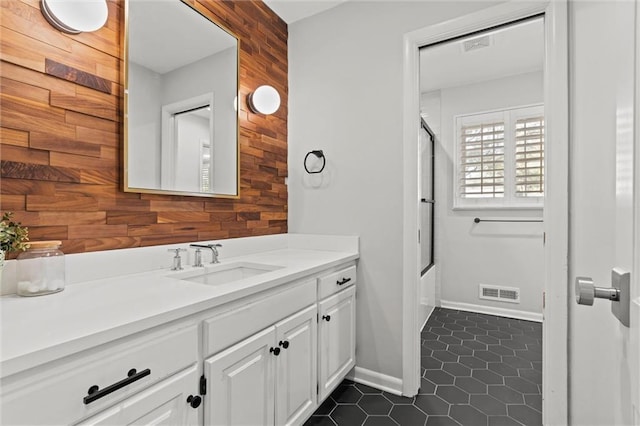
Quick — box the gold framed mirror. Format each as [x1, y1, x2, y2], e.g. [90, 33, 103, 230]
[124, 0, 239, 198]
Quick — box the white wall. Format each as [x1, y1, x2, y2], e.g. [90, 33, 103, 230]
[421, 91, 441, 139]
[289, 0, 498, 382]
[426, 71, 544, 317]
[128, 62, 162, 188]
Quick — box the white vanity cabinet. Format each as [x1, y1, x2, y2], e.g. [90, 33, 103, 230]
[0, 323, 200, 426]
[1, 258, 358, 426]
[201, 264, 356, 426]
[205, 326, 277, 426]
[76, 366, 200, 426]
[202, 285, 318, 426]
[204, 306, 318, 426]
[316, 266, 357, 401]
[275, 305, 318, 425]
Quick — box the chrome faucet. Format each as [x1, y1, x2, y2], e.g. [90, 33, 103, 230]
[189, 243, 223, 264]
[168, 248, 187, 271]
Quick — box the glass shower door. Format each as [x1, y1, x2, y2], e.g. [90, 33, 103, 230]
[420, 123, 434, 275]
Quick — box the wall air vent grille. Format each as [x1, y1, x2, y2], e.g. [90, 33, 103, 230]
[479, 284, 520, 304]
[462, 35, 491, 52]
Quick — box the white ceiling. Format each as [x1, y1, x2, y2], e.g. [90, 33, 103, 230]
[420, 17, 544, 93]
[262, 0, 348, 23]
[128, 1, 236, 74]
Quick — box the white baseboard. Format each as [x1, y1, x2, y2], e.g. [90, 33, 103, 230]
[440, 300, 543, 323]
[346, 366, 404, 395]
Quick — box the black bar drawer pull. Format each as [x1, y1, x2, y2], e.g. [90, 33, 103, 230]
[83, 368, 151, 405]
[336, 278, 351, 286]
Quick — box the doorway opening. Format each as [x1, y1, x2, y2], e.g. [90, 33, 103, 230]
[417, 17, 545, 425]
[402, 3, 569, 424]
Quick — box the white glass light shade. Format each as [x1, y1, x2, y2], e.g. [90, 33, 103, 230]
[248, 85, 281, 115]
[41, 0, 109, 34]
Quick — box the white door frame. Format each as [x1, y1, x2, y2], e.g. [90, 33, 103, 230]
[401, 2, 569, 424]
[632, 1, 640, 418]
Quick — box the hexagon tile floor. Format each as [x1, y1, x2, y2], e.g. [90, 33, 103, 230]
[304, 307, 542, 426]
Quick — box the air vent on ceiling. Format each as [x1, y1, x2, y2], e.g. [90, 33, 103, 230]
[462, 35, 491, 52]
[479, 284, 520, 304]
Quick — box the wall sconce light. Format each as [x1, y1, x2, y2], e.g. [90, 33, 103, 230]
[41, 0, 109, 34]
[248, 85, 281, 115]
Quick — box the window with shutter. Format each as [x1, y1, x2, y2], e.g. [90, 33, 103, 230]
[515, 116, 544, 197]
[454, 105, 544, 208]
[459, 122, 505, 198]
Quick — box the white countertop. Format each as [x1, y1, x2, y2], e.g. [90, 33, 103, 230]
[1, 246, 358, 378]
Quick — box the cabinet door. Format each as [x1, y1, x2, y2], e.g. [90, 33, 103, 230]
[76, 365, 199, 426]
[204, 327, 276, 426]
[275, 305, 318, 426]
[317, 286, 356, 401]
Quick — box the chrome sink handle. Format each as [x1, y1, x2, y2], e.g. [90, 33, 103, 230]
[168, 248, 187, 271]
[189, 246, 204, 268]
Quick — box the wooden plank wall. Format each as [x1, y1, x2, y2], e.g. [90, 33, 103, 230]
[0, 0, 288, 255]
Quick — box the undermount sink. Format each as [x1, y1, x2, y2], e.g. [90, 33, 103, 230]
[168, 262, 284, 286]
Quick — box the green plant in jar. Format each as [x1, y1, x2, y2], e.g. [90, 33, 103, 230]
[1, 212, 30, 254]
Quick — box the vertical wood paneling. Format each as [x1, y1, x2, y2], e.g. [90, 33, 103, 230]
[0, 0, 287, 255]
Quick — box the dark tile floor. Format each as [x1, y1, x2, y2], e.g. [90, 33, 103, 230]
[304, 307, 542, 426]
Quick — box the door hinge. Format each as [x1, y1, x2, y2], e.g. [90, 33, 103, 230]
[418, 229, 421, 243]
[200, 375, 207, 396]
[543, 232, 546, 245]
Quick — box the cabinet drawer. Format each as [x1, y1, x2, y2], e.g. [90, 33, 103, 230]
[317, 265, 356, 300]
[203, 279, 316, 357]
[1, 323, 198, 425]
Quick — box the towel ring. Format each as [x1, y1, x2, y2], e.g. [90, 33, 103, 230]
[304, 150, 325, 174]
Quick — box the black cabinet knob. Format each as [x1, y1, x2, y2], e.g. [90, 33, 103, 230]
[187, 395, 202, 409]
[270, 347, 281, 356]
[278, 340, 290, 349]
[322, 315, 331, 322]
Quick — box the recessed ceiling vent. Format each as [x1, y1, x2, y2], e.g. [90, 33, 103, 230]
[479, 284, 520, 304]
[462, 35, 491, 52]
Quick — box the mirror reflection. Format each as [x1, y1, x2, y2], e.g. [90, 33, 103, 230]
[125, 0, 239, 197]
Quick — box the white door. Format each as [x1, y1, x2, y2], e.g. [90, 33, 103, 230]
[570, 1, 639, 424]
[275, 305, 318, 426]
[76, 366, 199, 426]
[204, 327, 276, 426]
[317, 286, 356, 401]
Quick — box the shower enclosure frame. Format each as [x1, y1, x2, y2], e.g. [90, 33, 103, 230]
[420, 120, 435, 276]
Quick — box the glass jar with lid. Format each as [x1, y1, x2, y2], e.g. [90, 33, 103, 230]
[16, 240, 66, 297]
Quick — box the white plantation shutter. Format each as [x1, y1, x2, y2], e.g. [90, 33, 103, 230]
[455, 105, 544, 208]
[459, 122, 505, 198]
[515, 116, 544, 197]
